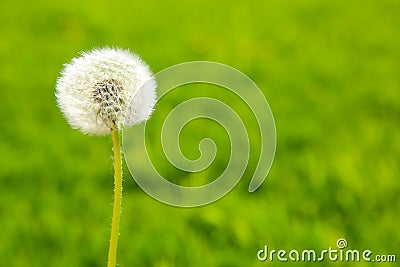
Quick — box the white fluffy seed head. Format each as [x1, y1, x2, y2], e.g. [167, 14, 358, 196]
[56, 47, 157, 135]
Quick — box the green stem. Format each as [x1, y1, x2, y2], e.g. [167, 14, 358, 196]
[108, 127, 122, 267]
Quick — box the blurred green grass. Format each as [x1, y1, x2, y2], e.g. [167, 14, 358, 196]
[0, 0, 399, 266]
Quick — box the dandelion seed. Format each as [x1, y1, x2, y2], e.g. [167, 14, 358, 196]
[56, 47, 157, 135]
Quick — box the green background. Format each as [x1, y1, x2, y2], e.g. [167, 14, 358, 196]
[0, 0, 399, 266]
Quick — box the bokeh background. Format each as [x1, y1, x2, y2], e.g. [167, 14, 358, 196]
[0, 0, 399, 266]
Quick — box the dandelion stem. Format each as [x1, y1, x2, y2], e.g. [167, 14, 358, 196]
[108, 126, 122, 267]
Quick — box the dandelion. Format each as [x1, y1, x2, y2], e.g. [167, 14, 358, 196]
[55, 47, 157, 267]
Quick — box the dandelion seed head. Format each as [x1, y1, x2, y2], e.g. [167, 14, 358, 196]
[56, 47, 156, 135]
